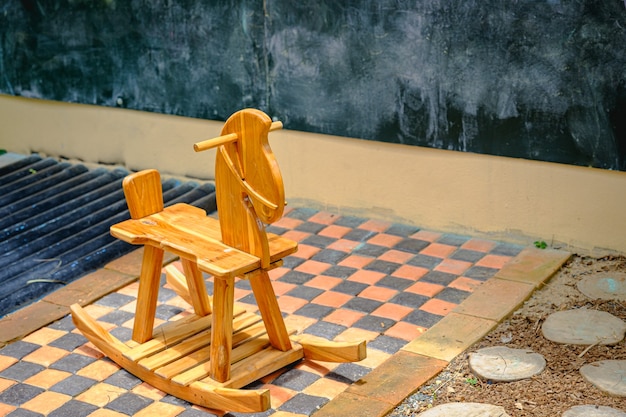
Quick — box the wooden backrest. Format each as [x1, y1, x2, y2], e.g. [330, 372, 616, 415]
[122, 169, 164, 219]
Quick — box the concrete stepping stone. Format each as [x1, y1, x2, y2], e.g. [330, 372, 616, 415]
[563, 405, 626, 417]
[577, 272, 626, 301]
[541, 309, 626, 345]
[468, 346, 546, 382]
[580, 360, 626, 397]
[417, 402, 511, 416]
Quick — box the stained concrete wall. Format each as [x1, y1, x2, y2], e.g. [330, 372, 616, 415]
[1, 94, 624, 255]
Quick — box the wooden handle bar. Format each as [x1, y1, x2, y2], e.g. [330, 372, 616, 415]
[193, 121, 283, 153]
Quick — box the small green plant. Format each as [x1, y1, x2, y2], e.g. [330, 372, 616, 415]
[534, 240, 547, 249]
[465, 377, 479, 386]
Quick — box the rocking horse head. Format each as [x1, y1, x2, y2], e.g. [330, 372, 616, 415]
[194, 109, 285, 262]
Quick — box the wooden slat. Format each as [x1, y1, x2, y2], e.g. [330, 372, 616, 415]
[291, 334, 367, 363]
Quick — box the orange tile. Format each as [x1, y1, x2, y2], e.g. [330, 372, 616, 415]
[323, 309, 366, 327]
[77, 359, 120, 381]
[0, 403, 16, 416]
[76, 382, 127, 407]
[420, 298, 457, 316]
[356, 346, 391, 369]
[308, 211, 340, 225]
[327, 239, 360, 252]
[312, 291, 352, 308]
[83, 304, 114, 319]
[476, 254, 512, 269]
[346, 270, 385, 285]
[0, 355, 17, 372]
[448, 276, 483, 293]
[0, 377, 16, 392]
[25, 369, 71, 389]
[338, 254, 372, 269]
[233, 288, 252, 302]
[420, 243, 457, 258]
[461, 238, 497, 252]
[378, 249, 415, 264]
[132, 382, 166, 401]
[265, 384, 297, 409]
[305, 275, 342, 290]
[117, 281, 140, 297]
[391, 264, 429, 281]
[358, 285, 397, 302]
[295, 359, 338, 376]
[23, 345, 70, 367]
[366, 233, 403, 248]
[335, 327, 380, 343]
[385, 321, 427, 341]
[434, 258, 472, 275]
[88, 409, 130, 417]
[74, 342, 106, 359]
[410, 230, 442, 242]
[277, 296, 308, 314]
[22, 391, 71, 415]
[273, 216, 303, 229]
[134, 402, 185, 417]
[319, 225, 351, 239]
[281, 230, 310, 243]
[283, 315, 317, 334]
[303, 377, 349, 399]
[269, 280, 297, 296]
[119, 299, 138, 313]
[359, 219, 392, 232]
[295, 260, 331, 275]
[371, 303, 412, 321]
[292, 243, 321, 259]
[405, 281, 444, 297]
[268, 266, 290, 280]
[22, 327, 66, 345]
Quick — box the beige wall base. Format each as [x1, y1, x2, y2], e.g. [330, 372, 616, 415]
[2, 94, 624, 255]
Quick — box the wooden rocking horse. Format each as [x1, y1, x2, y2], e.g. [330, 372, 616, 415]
[70, 109, 366, 413]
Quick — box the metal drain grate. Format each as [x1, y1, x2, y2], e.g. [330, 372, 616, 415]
[0, 154, 216, 318]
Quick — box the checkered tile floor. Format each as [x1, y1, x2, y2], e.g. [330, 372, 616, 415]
[0, 207, 523, 417]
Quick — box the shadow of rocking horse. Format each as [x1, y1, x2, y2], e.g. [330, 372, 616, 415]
[70, 109, 366, 413]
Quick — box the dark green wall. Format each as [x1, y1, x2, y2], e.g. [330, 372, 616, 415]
[2, 0, 625, 170]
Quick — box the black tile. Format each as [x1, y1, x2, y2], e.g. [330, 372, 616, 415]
[333, 215, 366, 228]
[5, 408, 44, 417]
[155, 304, 184, 320]
[450, 249, 486, 263]
[389, 292, 429, 308]
[235, 279, 252, 290]
[286, 207, 318, 220]
[376, 276, 413, 291]
[157, 286, 178, 303]
[278, 270, 315, 285]
[328, 363, 370, 383]
[282, 256, 306, 269]
[48, 400, 98, 417]
[304, 321, 347, 339]
[353, 243, 387, 258]
[0, 341, 40, 359]
[394, 238, 430, 254]
[279, 393, 328, 415]
[436, 234, 470, 246]
[343, 297, 382, 313]
[420, 271, 458, 286]
[285, 286, 324, 301]
[265, 224, 288, 235]
[464, 265, 499, 281]
[105, 392, 153, 415]
[353, 315, 395, 332]
[343, 228, 375, 242]
[385, 224, 420, 237]
[48, 333, 88, 352]
[238, 293, 258, 306]
[49, 353, 96, 374]
[293, 303, 333, 319]
[95, 292, 135, 308]
[332, 280, 368, 295]
[0, 383, 44, 406]
[49, 375, 96, 396]
[295, 222, 326, 234]
[435, 287, 471, 304]
[173, 409, 221, 417]
[110, 326, 133, 343]
[272, 369, 320, 391]
[368, 335, 407, 354]
[104, 369, 142, 390]
[491, 243, 524, 256]
[364, 260, 401, 274]
[0, 362, 45, 382]
[403, 309, 444, 328]
[311, 249, 348, 264]
[322, 265, 357, 279]
[47, 315, 75, 332]
[407, 254, 442, 269]
[301, 234, 336, 248]
[98, 310, 135, 326]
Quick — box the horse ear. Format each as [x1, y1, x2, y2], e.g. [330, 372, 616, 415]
[122, 169, 164, 219]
